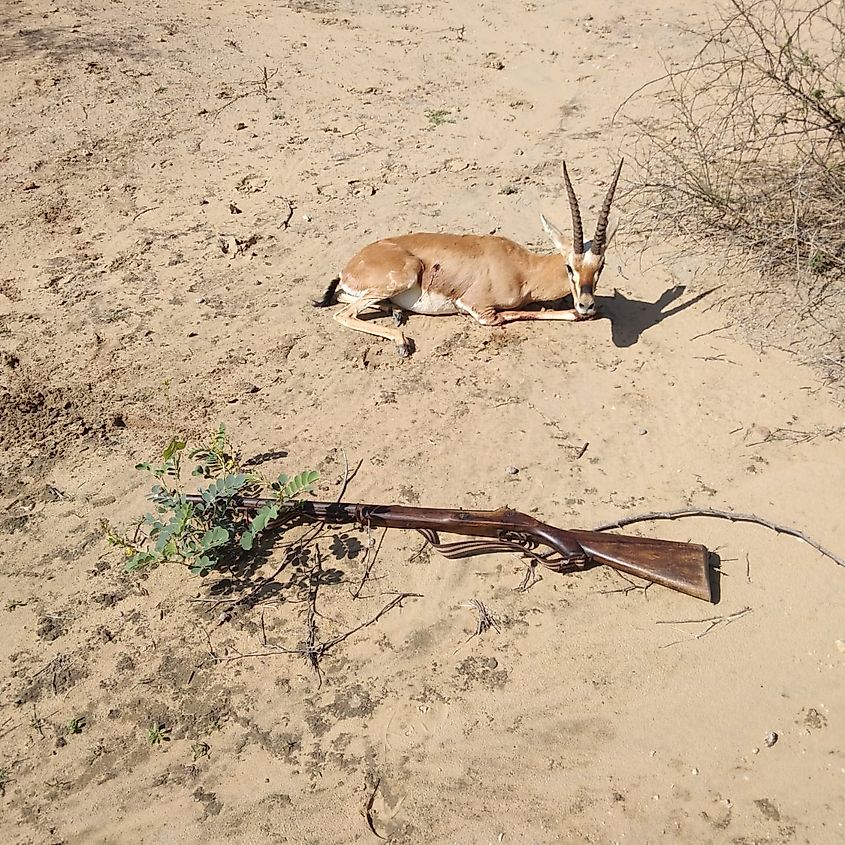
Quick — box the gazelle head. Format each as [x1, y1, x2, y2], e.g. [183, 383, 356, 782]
[540, 159, 623, 318]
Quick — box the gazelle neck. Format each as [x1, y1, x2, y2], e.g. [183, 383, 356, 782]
[524, 252, 568, 303]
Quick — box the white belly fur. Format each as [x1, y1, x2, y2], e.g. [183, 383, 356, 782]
[390, 285, 459, 315]
[338, 281, 458, 315]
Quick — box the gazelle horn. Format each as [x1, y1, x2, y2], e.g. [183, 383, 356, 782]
[591, 158, 624, 256]
[561, 161, 584, 256]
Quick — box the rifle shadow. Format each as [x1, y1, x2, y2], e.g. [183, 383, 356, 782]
[598, 285, 717, 348]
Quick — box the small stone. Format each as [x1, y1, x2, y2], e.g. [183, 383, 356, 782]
[691, 767, 699, 775]
[234, 122, 246, 130]
[835, 639, 845, 653]
[302, 214, 312, 222]
[764, 731, 778, 747]
[751, 747, 760, 755]
[635, 426, 648, 435]
[56, 736, 67, 748]
[505, 465, 519, 475]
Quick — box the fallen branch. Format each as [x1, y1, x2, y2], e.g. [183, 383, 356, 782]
[318, 592, 421, 652]
[211, 593, 421, 675]
[593, 508, 845, 569]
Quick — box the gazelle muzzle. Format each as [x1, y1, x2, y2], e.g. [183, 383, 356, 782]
[575, 284, 596, 316]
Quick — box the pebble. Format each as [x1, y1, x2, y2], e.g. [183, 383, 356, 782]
[635, 426, 648, 435]
[764, 731, 778, 747]
[505, 465, 519, 475]
[691, 767, 699, 775]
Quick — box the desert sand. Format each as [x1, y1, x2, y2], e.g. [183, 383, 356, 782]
[1, 0, 843, 842]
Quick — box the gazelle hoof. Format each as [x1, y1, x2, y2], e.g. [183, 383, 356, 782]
[396, 339, 414, 358]
[392, 308, 406, 327]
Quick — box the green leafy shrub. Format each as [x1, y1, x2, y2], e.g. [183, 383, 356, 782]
[102, 425, 318, 576]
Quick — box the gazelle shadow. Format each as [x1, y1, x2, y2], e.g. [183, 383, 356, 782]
[598, 285, 717, 348]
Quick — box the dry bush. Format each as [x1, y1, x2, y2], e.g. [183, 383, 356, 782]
[624, 0, 845, 306]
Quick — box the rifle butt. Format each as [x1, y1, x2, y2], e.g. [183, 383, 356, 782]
[569, 530, 713, 602]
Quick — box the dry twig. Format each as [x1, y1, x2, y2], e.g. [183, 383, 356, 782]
[457, 599, 500, 648]
[517, 561, 543, 592]
[600, 573, 654, 599]
[658, 606, 752, 647]
[594, 508, 845, 568]
[361, 776, 387, 840]
[350, 526, 388, 599]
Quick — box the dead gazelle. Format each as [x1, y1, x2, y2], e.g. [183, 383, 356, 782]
[317, 160, 623, 355]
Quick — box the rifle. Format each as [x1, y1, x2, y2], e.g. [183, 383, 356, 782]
[193, 497, 713, 602]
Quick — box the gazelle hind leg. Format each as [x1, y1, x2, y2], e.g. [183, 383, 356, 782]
[333, 297, 414, 357]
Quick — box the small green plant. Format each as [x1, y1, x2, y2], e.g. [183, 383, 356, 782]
[66, 717, 86, 735]
[191, 741, 211, 761]
[148, 723, 171, 745]
[809, 251, 834, 275]
[425, 108, 455, 128]
[102, 425, 318, 576]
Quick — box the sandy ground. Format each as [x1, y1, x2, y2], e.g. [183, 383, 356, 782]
[1, 0, 844, 842]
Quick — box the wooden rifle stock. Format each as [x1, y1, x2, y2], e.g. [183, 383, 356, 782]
[199, 497, 713, 602]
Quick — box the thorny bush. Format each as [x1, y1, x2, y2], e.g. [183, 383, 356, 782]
[626, 0, 845, 294]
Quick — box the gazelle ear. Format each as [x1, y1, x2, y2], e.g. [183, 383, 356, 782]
[540, 214, 571, 255]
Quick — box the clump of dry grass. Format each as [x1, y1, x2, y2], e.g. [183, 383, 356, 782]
[623, 0, 845, 302]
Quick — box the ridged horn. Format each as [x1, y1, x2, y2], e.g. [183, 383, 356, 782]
[591, 158, 624, 256]
[561, 161, 584, 256]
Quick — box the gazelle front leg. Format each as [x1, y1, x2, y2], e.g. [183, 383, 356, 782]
[333, 297, 414, 357]
[455, 298, 504, 326]
[494, 308, 582, 323]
